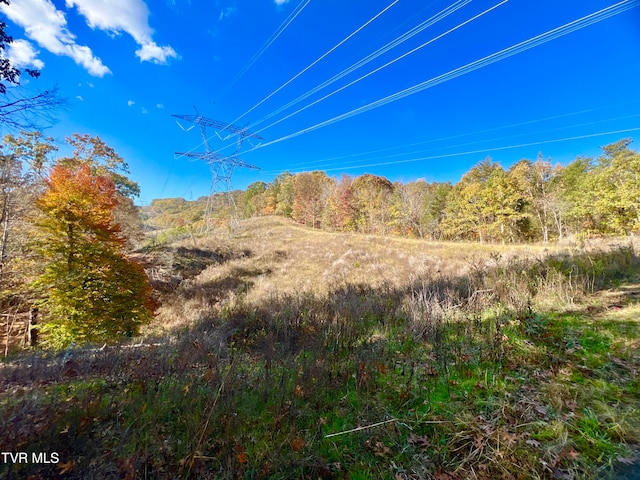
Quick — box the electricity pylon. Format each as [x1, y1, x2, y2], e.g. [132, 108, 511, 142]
[173, 110, 262, 233]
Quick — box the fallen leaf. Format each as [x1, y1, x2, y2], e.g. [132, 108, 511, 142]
[290, 438, 305, 451]
[408, 433, 431, 449]
[499, 430, 518, 446]
[562, 448, 580, 460]
[526, 439, 541, 448]
[366, 439, 392, 457]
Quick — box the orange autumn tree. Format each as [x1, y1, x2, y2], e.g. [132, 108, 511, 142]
[33, 164, 153, 348]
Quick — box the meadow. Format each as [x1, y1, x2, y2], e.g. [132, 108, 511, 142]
[1, 216, 639, 479]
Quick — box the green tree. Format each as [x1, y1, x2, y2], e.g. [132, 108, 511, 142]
[33, 164, 153, 348]
[350, 173, 394, 235]
[591, 139, 640, 234]
[558, 156, 596, 235]
[263, 172, 294, 217]
[509, 155, 569, 242]
[442, 159, 527, 243]
[442, 158, 498, 242]
[239, 181, 268, 218]
[485, 166, 529, 243]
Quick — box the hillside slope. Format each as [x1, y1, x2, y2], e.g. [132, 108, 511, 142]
[2, 217, 639, 479]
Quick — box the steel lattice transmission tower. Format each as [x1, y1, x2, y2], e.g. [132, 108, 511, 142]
[173, 111, 262, 233]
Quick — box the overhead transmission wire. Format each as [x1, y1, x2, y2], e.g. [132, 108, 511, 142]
[270, 108, 597, 170]
[174, 0, 402, 162]
[220, 0, 402, 133]
[276, 127, 640, 174]
[269, 99, 640, 170]
[244, 0, 474, 131]
[216, 0, 311, 101]
[248, 0, 508, 138]
[246, 0, 640, 153]
[203, 0, 478, 158]
[261, 113, 640, 174]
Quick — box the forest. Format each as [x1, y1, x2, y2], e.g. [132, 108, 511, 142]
[146, 138, 640, 243]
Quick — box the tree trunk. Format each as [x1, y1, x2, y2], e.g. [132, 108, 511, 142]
[0, 198, 9, 283]
[29, 307, 38, 347]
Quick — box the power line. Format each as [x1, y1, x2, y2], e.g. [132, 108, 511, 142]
[245, 0, 472, 131]
[260, 113, 640, 174]
[216, 0, 311, 101]
[199, 0, 477, 160]
[251, 0, 640, 151]
[174, 0, 405, 161]
[271, 127, 640, 175]
[224, 0, 402, 130]
[250, 0, 508, 138]
[264, 108, 597, 170]
[276, 100, 640, 170]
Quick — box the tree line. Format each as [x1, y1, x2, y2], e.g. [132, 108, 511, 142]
[230, 138, 639, 242]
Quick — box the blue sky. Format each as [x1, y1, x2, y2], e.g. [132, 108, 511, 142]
[2, 0, 639, 204]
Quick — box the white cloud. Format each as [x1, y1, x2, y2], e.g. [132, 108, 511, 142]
[0, 0, 110, 77]
[156, 103, 164, 109]
[76, 95, 83, 101]
[65, 0, 178, 64]
[274, 0, 289, 4]
[128, 100, 135, 106]
[135, 42, 177, 64]
[5, 39, 45, 70]
[87, 82, 94, 88]
[141, 107, 148, 114]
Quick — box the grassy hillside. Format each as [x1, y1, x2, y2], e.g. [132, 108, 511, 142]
[2, 217, 639, 479]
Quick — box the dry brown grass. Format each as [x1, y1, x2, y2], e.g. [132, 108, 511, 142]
[147, 216, 575, 333]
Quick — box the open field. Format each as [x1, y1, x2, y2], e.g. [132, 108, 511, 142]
[2, 217, 639, 479]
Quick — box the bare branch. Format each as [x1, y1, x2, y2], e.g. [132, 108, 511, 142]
[0, 86, 67, 132]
